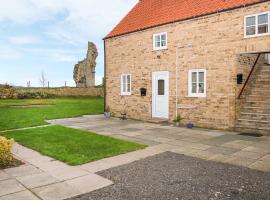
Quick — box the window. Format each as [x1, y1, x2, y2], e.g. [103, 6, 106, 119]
[188, 69, 206, 97]
[245, 12, 269, 37]
[158, 80, 165, 95]
[153, 32, 167, 50]
[121, 74, 131, 95]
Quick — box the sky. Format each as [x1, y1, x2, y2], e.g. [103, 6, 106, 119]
[0, 0, 137, 87]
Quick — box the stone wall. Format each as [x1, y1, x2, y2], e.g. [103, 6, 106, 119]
[105, 2, 270, 130]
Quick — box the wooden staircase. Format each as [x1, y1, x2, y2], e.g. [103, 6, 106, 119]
[236, 65, 270, 135]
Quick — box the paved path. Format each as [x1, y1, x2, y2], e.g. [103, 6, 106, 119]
[1, 132, 164, 199]
[1, 115, 270, 200]
[49, 115, 270, 172]
[0, 143, 113, 200]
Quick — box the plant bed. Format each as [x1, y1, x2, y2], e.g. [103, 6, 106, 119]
[0, 158, 24, 169]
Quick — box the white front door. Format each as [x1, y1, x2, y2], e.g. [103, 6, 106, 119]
[152, 71, 169, 118]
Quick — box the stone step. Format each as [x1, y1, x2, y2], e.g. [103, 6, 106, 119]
[146, 118, 168, 124]
[239, 112, 270, 120]
[237, 119, 270, 128]
[244, 101, 270, 107]
[235, 125, 270, 135]
[242, 106, 270, 114]
[246, 96, 270, 101]
[238, 118, 270, 123]
[255, 80, 270, 83]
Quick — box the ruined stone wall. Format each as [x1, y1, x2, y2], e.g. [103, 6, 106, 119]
[105, 2, 270, 130]
[74, 42, 98, 88]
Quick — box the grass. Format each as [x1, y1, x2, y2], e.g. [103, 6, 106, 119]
[0, 97, 103, 131]
[2, 125, 146, 165]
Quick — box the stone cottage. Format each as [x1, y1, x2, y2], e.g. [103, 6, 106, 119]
[104, 0, 270, 134]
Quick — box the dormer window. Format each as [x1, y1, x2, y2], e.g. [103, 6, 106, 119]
[245, 12, 269, 38]
[153, 32, 167, 50]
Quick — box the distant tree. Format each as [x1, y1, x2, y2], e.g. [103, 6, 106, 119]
[39, 71, 47, 87]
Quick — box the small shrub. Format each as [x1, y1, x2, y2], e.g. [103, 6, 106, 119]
[0, 136, 14, 167]
[173, 115, 183, 122]
[0, 84, 16, 99]
[17, 91, 56, 99]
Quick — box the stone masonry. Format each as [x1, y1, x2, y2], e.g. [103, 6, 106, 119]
[105, 2, 270, 131]
[73, 42, 98, 88]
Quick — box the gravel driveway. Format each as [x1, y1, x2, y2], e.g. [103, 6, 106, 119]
[69, 152, 270, 200]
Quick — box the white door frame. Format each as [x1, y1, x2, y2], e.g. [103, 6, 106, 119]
[152, 71, 169, 119]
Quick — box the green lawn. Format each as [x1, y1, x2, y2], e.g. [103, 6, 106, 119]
[0, 97, 103, 131]
[2, 125, 146, 165]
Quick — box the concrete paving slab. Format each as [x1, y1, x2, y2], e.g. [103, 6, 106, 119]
[125, 147, 165, 160]
[35, 160, 69, 172]
[4, 165, 41, 177]
[208, 154, 232, 163]
[17, 172, 59, 189]
[79, 160, 109, 173]
[249, 160, 270, 172]
[188, 143, 212, 150]
[0, 179, 26, 196]
[205, 146, 239, 155]
[0, 190, 40, 200]
[48, 166, 88, 181]
[0, 170, 11, 181]
[225, 156, 257, 167]
[242, 146, 270, 154]
[189, 150, 219, 160]
[232, 151, 266, 160]
[153, 137, 173, 143]
[33, 182, 80, 200]
[259, 154, 270, 161]
[65, 174, 113, 194]
[26, 156, 55, 166]
[221, 140, 253, 149]
[120, 132, 143, 137]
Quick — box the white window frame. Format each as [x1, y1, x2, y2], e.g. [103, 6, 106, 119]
[188, 69, 207, 98]
[153, 32, 167, 50]
[244, 11, 270, 38]
[120, 74, 131, 96]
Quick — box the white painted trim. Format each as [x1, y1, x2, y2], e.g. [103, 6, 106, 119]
[244, 11, 270, 38]
[188, 69, 207, 98]
[153, 32, 168, 51]
[120, 74, 131, 96]
[152, 71, 169, 119]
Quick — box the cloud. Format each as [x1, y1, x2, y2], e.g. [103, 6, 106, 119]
[0, 0, 138, 86]
[8, 36, 40, 45]
[0, 46, 23, 59]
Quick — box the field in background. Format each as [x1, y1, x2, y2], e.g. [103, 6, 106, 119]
[0, 97, 104, 131]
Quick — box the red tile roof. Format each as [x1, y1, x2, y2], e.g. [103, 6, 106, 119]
[105, 0, 265, 39]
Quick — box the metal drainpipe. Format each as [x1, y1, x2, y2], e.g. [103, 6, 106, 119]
[103, 39, 107, 112]
[175, 47, 180, 117]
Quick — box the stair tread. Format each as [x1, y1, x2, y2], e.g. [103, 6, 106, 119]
[241, 112, 270, 116]
[238, 118, 270, 123]
[235, 125, 270, 131]
[243, 106, 270, 110]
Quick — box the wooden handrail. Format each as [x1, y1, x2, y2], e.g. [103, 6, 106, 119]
[237, 53, 261, 99]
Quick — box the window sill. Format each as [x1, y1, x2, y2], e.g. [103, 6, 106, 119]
[244, 32, 270, 39]
[153, 47, 168, 51]
[186, 95, 207, 98]
[120, 93, 131, 96]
